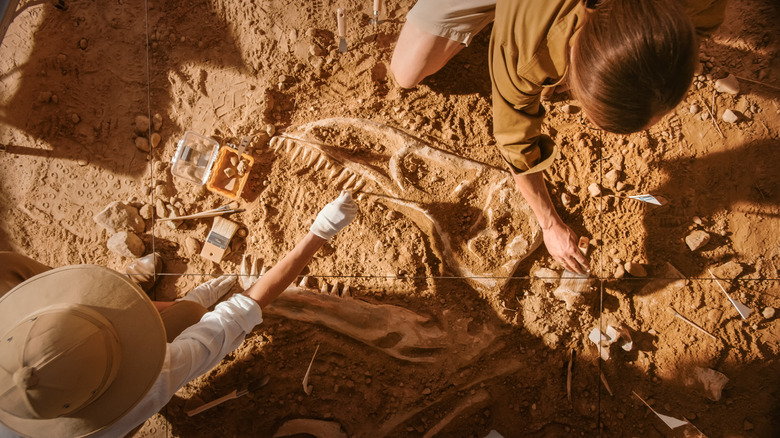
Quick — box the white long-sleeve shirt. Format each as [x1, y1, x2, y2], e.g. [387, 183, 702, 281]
[0, 294, 263, 438]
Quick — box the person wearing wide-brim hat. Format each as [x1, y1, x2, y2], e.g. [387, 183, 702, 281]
[0, 191, 358, 438]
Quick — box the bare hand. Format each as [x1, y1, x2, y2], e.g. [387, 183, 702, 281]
[543, 222, 589, 274]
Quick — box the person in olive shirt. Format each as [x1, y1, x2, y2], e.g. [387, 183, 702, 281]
[390, 0, 726, 274]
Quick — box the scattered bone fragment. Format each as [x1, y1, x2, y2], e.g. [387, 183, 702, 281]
[714, 74, 740, 95]
[135, 115, 150, 134]
[683, 367, 729, 401]
[224, 167, 237, 178]
[230, 156, 238, 166]
[302, 344, 319, 395]
[94, 201, 146, 234]
[722, 109, 739, 124]
[184, 236, 200, 256]
[135, 136, 150, 152]
[224, 178, 237, 192]
[624, 262, 647, 277]
[150, 132, 161, 149]
[588, 324, 632, 361]
[152, 113, 163, 131]
[685, 230, 710, 251]
[107, 231, 145, 258]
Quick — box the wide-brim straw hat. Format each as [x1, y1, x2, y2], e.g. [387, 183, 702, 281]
[0, 265, 166, 437]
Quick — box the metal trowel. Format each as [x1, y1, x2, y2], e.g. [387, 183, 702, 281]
[337, 8, 347, 52]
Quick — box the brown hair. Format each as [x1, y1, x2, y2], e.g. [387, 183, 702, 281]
[569, 0, 697, 134]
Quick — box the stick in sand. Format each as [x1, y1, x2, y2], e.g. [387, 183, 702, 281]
[157, 208, 244, 222]
[734, 75, 780, 91]
[302, 344, 320, 395]
[670, 307, 718, 341]
[697, 95, 725, 138]
[707, 268, 753, 320]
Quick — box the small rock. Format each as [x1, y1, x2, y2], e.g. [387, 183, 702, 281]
[71, 113, 80, 124]
[266, 124, 276, 136]
[685, 230, 710, 251]
[711, 260, 744, 279]
[135, 114, 151, 134]
[587, 183, 601, 197]
[37, 91, 52, 103]
[743, 420, 754, 431]
[107, 231, 145, 258]
[533, 267, 558, 284]
[604, 169, 620, 187]
[615, 181, 626, 191]
[152, 113, 163, 131]
[560, 104, 573, 114]
[701, 112, 710, 121]
[78, 38, 88, 50]
[614, 265, 625, 279]
[135, 136, 150, 152]
[184, 236, 200, 256]
[714, 74, 740, 95]
[422, 388, 431, 395]
[762, 307, 775, 319]
[93, 201, 145, 234]
[155, 199, 166, 219]
[689, 104, 700, 114]
[150, 132, 161, 149]
[624, 262, 647, 277]
[722, 109, 739, 124]
[77, 158, 89, 166]
[139, 204, 153, 220]
[692, 216, 703, 225]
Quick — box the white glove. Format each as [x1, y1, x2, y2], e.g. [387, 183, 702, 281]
[179, 275, 237, 308]
[310, 190, 358, 240]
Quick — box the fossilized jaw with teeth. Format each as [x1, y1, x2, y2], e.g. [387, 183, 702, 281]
[268, 118, 543, 293]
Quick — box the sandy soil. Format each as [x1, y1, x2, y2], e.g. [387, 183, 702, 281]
[1, 0, 779, 436]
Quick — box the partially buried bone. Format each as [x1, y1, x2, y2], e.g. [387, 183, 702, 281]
[265, 285, 498, 364]
[269, 118, 543, 293]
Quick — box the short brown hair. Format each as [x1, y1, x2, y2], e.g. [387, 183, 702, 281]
[570, 0, 697, 134]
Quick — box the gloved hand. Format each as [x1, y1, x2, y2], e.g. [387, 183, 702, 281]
[179, 275, 237, 308]
[310, 190, 358, 240]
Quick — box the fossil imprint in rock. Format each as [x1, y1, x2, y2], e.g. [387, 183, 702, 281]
[268, 118, 543, 292]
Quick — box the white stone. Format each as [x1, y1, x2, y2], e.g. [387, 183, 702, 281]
[624, 262, 647, 277]
[763, 307, 775, 319]
[689, 104, 700, 114]
[714, 74, 740, 95]
[685, 230, 710, 251]
[722, 109, 739, 124]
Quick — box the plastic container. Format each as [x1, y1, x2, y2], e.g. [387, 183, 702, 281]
[171, 131, 219, 185]
[206, 147, 254, 200]
[171, 131, 254, 200]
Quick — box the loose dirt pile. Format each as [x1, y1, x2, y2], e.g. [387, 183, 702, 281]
[0, 0, 778, 436]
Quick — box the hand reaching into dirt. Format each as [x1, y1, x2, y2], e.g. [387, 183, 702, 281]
[310, 190, 358, 240]
[180, 275, 237, 308]
[544, 222, 589, 274]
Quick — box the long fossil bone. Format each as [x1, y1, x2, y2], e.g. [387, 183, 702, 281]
[269, 118, 543, 293]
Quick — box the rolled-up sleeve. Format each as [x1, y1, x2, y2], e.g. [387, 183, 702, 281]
[489, 0, 583, 175]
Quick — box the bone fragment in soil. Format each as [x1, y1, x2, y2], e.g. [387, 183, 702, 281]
[269, 118, 543, 293]
[265, 285, 498, 364]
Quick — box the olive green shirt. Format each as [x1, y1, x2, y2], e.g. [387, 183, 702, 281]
[489, 0, 727, 174]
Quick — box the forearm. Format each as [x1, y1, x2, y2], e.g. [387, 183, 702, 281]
[243, 232, 326, 308]
[513, 171, 562, 231]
